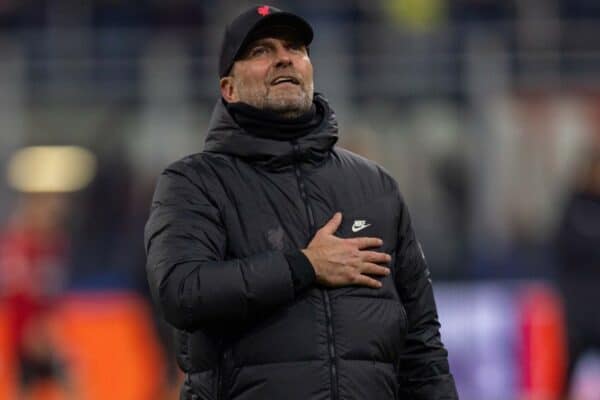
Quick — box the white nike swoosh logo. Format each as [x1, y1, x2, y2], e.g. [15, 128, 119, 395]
[352, 221, 371, 232]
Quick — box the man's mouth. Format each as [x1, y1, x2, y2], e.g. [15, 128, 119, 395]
[271, 76, 300, 86]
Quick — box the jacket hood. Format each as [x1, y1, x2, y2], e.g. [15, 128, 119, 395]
[204, 93, 338, 170]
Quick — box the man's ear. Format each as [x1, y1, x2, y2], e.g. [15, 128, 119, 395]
[220, 76, 237, 102]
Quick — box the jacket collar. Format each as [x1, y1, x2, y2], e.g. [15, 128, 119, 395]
[203, 93, 338, 171]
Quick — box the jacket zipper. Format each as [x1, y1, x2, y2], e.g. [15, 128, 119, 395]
[292, 142, 339, 400]
[322, 290, 339, 400]
[216, 360, 222, 400]
[292, 149, 315, 230]
[216, 339, 226, 400]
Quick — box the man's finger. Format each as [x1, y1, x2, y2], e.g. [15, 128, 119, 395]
[348, 237, 383, 249]
[351, 274, 383, 289]
[319, 212, 342, 235]
[360, 251, 391, 264]
[359, 263, 391, 276]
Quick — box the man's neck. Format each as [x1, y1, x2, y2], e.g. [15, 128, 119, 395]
[225, 99, 323, 141]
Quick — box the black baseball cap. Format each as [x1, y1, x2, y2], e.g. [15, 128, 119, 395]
[219, 5, 313, 77]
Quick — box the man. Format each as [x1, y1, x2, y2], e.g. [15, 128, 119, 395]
[556, 149, 600, 394]
[145, 5, 458, 400]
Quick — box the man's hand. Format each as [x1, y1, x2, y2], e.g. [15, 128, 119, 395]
[302, 212, 391, 289]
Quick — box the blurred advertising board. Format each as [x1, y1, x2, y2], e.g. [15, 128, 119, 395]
[436, 282, 566, 400]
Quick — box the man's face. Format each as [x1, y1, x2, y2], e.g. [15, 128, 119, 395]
[220, 32, 314, 118]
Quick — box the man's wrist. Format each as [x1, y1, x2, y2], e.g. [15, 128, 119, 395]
[285, 250, 316, 296]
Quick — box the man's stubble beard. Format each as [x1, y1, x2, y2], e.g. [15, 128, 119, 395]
[235, 76, 314, 119]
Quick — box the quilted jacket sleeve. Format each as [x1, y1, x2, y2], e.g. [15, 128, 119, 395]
[394, 194, 459, 399]
[144, 161, 295, 332]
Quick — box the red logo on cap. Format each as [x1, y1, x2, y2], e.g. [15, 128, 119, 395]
[257, 5, 270, 16]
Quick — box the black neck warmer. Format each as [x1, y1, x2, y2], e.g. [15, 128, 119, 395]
[226, 100, 325, 141]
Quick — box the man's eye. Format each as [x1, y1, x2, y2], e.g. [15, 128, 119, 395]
[250, 47, 267, 57]
[288, 43, 305, 52]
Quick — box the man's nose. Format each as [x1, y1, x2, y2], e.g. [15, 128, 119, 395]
[274, 46, 293, 68]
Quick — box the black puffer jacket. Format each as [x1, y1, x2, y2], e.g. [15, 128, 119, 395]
[145, 95, 458, 400]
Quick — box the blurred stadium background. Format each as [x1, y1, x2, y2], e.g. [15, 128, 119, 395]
[1, 0, 600, 399]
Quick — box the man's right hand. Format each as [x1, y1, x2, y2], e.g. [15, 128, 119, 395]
[301, 212, 391, 289]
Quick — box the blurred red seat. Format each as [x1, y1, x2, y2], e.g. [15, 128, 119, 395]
[0, 292, 166, 400]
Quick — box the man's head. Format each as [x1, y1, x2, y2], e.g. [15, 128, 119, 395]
[218, 6, 314, 118]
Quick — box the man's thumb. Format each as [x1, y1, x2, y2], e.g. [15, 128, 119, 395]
[321, 212, 342, 235]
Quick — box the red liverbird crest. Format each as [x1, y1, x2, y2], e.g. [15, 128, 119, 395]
[257, 6, 270, 16]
